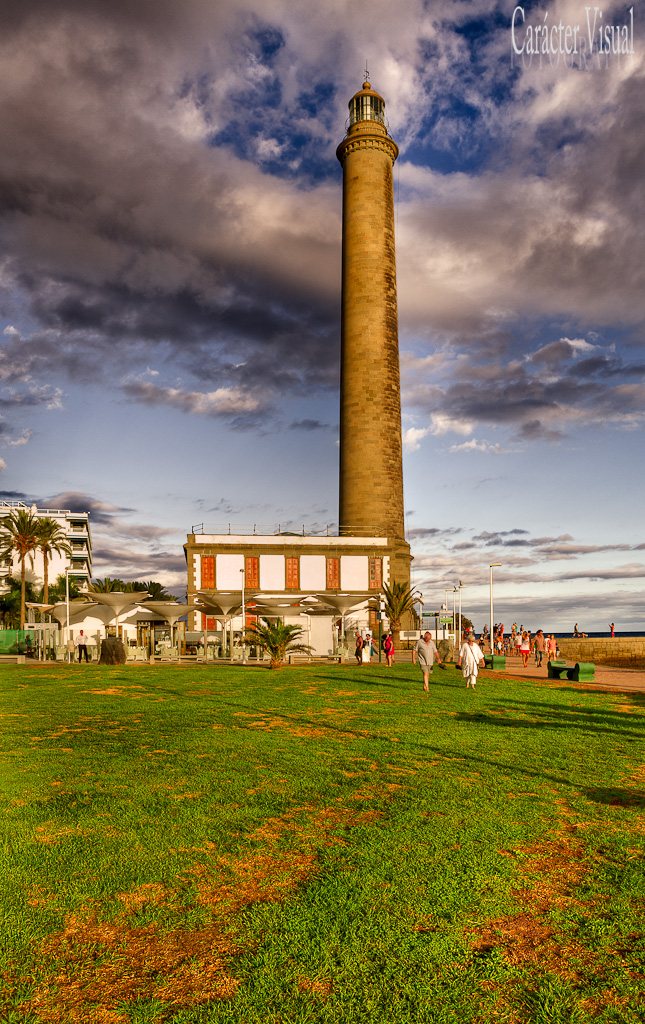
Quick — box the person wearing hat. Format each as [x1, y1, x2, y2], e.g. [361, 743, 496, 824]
[457, 632, 485, 689]
[412, 631, 444, 692]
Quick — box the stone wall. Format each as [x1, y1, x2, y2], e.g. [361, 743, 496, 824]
[558, 637, 645, 669]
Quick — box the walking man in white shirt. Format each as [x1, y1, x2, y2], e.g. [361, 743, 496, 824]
[412, 632, 444, 692]
[457, 632, 485, 689]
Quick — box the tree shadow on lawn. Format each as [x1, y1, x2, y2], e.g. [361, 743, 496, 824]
[454, 692, 645, 741]
[582, 786, 645, 807]
[211, 698, 605, 797]
[455, 710, 645, 741]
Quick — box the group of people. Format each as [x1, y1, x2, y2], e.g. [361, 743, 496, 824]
[412, 631, 484, 690]
[479, 622, 560, 666]
[354, 631, 395, 668]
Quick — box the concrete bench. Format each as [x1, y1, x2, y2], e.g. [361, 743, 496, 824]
[484, 655, 506, 670]
[548, 660, 595, 682]
[287, 654, 343, 665]
[150, 654, 204, 664]
[0, 654, 26, 664]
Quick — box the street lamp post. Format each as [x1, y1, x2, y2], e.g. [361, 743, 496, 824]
[65, 569, 71, 664]
[489, 563, 502, 655]
[452, 587, 458, 646]
[240, 568, 246, 665]
[458, 581, 467, 644]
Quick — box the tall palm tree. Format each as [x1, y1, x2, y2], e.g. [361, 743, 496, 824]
[243, 617, 313, 669]
[0, 509, 39, 628]
[0, 575, 38, 629]
[90, 577, 125, 593]
[35, 517, 72, 605]
[47, 573, 81, 603]
[382, 580, 419, 650]
[139, 580, 172, 600]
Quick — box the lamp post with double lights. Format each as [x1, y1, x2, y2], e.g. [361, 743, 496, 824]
[458, 580, 467, 645]
[443, 589, 451, 640]
[489, 563, 502, 655]
[65, 568, 71, 663]
[240, 568, 246, 665]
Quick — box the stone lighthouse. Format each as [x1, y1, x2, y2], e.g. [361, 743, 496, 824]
[336, 80, 410, 585]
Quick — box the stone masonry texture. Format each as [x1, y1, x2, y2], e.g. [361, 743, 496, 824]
[337, 101, 410, 587]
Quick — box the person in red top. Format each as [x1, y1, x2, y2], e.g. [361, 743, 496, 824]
[520, 631, 530, 667]
[383, 632, 394, 668]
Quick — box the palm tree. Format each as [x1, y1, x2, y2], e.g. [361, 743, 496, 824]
[0, 575, 38, 629]
[90, 577, 125, 593]
[139, 580, 172, 600]
[47, 573, 81, 603]
[382, 580, 419, 650]
[35, 517, 72, 605]
[0, 509, 39, 628]
[243, 617, 313, 669]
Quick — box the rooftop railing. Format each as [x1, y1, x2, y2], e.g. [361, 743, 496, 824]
[190, 523, 387, 538]
[0, 500, 90, 519]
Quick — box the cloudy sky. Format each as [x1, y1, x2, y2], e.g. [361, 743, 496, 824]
[1, 0, 643, 631]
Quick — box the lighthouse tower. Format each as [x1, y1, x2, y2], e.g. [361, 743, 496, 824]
[336, 81, 410, 584]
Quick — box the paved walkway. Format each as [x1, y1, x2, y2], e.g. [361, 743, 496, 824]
[482, 658, 645, 692]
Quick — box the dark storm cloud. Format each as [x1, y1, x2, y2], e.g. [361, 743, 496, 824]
[0, 0, 346, 419]
[90, 542, 187, 579]
[288, 419, 330, 431]
[43, 491, 133, 525]
[518, 420, 564, 442]
[0, 489, 31, 501]
[403, 339, 645, 441]
[407, 526, 463, 540]
[0, 387, 62, 410]
[554, 563, 645, 582]
[472, 529, 529, 543]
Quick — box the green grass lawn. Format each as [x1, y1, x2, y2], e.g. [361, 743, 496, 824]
[1, 661, 644, 1023]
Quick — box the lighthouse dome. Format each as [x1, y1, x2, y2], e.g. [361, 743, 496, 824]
[348, 80, 385, 126]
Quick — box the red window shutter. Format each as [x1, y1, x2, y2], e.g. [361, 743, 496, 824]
[245, 556, 259, 588]
[326, 557, 340, 589]
[369, 557, 382, 589]
[202, 613, 218, 630]
[286, 557, 299, 590]
[201, 556, 215, 589]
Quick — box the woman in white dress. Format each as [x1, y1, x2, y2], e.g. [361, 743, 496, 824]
[457, 633, 485, 688]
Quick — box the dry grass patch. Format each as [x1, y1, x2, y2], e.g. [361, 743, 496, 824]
[469, 804, 605, 1007]
[295, 975, 333, 999]
[11, 800, 387, 1023]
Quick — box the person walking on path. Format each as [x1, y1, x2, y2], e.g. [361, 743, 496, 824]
[520, 631, 530, 667]
[457, 632, 485, 688]
[547, 634, 557, 661]
[354, 633, 363, 666]
[609, 623, 615, 637]
[533, 629, 546, 667]
[383, 632, 394, 668]
[412, 632, 444, 692]
[361, 633, 372, 664]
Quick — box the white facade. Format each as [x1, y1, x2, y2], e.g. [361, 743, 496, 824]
[185, 529, 394, 657]
[0, 499, 92, 591]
